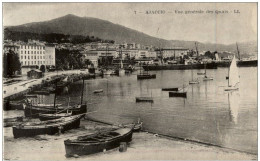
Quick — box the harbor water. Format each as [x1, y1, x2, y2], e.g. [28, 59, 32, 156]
[4, 67, 257, 155]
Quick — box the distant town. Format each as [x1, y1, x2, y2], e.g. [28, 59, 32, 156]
[4, 38, 255, 77]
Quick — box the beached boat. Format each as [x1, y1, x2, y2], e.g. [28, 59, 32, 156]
[13, 114, 85, 138]
[64, 127, 133, 157]
[136, 97, 154, 103]
[93, 89, 103, 94]
[161, 88, 179, 91]
[225, 56, 240, 91]
[38, 112, 72, 121]
[24, 104, 87, 118]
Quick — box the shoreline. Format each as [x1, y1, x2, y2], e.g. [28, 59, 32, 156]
[4, 120, 257, 160]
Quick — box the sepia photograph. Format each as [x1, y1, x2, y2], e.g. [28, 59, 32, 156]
[2, 2, 258, 160]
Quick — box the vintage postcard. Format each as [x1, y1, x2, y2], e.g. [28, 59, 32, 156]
[2, 2, 257, 160]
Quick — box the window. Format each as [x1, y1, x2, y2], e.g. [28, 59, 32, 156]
[32, 61, 33, 65]
[43, 56, 45, 59]
[21, 51, 23, 54]
[37, 51, 39, 54]
[35, 61, 36, 64]
[31, 56, 33, 59]
[34, 56, 36, 59]
[25, 56, 26, 59]
[40, 56, 42, 59]
[25, 51, 26, 54]
[25, 46, 26, 49]
[31, 51, 33, 54]
[21, 56, 23, 59]
[21, 46, 23, 49]
[40, 51, 42, 54]
[37, 56, 39, 59]
[34, 51, 36, 54]
[25, 61, 26, 65]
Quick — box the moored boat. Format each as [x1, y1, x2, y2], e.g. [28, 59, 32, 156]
[136, 97, 153, 103]
[64, 127, 133, 157]
[93, 89, 103, 94]
[13, 114, 85, 138]
[137, 74, 156, 80]
[38, 112, 72, 121]
[169, 91, 187, 97]
[225, 56, 240, 91]
[24, 104, 87, 118]
[161, 88, 179, 91]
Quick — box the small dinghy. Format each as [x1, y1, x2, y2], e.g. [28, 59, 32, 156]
[64, 127, 133, 157]
[13, 114, 85, 138]
[203, 76, 214, 81]
[93, 89, 103, 94]
[161, 88, 179, 91]
[136, 97, 153, 103]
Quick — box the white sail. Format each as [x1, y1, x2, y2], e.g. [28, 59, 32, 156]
[228, 56, 239, 87]
[62, 76, 68, 82]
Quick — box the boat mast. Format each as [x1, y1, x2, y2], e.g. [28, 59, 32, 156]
[54, 80, 57, 112]
[80, 79, 84, 105]
[236, 42, 240, 60]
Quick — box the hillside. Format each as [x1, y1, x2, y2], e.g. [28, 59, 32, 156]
[5, 14, 257, 56]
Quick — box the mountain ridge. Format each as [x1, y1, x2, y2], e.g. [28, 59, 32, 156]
[5, 14, 257, 56]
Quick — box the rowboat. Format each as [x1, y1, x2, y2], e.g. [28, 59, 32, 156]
[137, 74, 156, 80]
[38, 112, 72, 121]
[136, 97, 153, 103]
[24, 104, 87, 118]
[169, 91, 187, 97]
[13, 114, 85, 138]
[64, 127, 133, 157]
[93, 89, 103, 94]
[161, 88, 179, 91]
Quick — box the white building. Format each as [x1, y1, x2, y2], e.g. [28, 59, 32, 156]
[3, 40, 56, 75]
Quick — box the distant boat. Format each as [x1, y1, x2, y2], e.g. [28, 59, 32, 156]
[225, 56, 239, 91]
[203, 63, 213, 81]
[169, 85, 187, 98]
[189, 66, 199, 84]
[136, 97, 153, 103]
[137, 64, 156, 80]
[162, 87, 179, 91]
[64, 127, 133, 157]
[93, 89, 104, 94]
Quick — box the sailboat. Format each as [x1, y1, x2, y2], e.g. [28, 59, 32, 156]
[225, 56, 239, 91]
[203, 63, 213, 81]
[189, 66, 199, 84]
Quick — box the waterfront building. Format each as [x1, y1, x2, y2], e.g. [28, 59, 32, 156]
[3, 40, 56, 75]
[155, 48, 189, 59]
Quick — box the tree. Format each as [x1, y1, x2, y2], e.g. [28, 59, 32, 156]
[3, 50, 21, 77]
[40, 65, 46, 73]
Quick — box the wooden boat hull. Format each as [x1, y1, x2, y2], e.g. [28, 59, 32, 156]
[38, 113, 72, 121]
[136, 97, 153, 103]
[24, 104, 87, 118]
[169, 91, 187, 98]
[64, 128, 133, 157]
[13, 114, 84, 138]
[161, 88, 179, 91]
[137, 74, 156, 80]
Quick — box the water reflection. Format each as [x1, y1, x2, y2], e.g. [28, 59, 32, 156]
[228, 91, 240, 124]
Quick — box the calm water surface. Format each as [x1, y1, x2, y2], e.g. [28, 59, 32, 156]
[5, 67, 257, 154]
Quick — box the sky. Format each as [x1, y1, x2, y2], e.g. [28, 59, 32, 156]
[3, 3, 257, 45]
